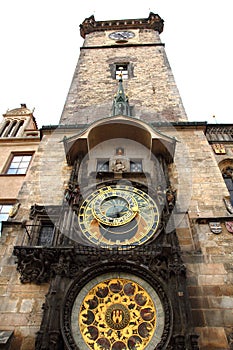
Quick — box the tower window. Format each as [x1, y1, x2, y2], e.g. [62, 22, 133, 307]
[115, 64, 129, 80]
[0, 120, 10, 137]
[130, 160, 143, 172]
[12, 120, 24, 137]
[97, 160, 109, 172]
[6, 154, 32, 175]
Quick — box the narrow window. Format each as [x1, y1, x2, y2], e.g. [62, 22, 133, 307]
[222, 166, 233, 205]
[97, 160, 109, 172]
[6, 154, 32, 175]
[0, 204, 12, 234]
[130, 160, 143, 172]
[12, 120, 24, 137]
[115, 64, 129, 80]
[6, 121, 17, 137]
[37, 225, 54, 246]
[0, 120, 10, 137]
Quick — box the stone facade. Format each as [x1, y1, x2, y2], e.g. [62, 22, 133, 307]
[60, 28, 187, 125]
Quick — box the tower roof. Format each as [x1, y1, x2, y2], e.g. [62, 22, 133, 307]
[80, 12, 164, 38]
[4, 104, 33, 117]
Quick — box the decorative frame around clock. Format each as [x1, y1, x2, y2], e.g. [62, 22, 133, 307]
[61, 263, 172, 350]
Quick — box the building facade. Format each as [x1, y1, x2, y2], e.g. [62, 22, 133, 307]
[0, 12, 233, 350]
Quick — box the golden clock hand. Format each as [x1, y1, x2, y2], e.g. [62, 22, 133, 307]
[131, 205, 139, 212]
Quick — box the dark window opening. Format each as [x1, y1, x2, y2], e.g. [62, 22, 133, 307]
[222, 166, 233, 205]
[12, 120, 24, 137]
[37, 225, 54, 246]
[7, 121, 17, 137]
[0, 121, 10, 137]
[97, 160, 110, 172]
[130, 160, 143, 172]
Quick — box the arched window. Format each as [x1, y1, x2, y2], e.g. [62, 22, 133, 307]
[0, 120, 10, 137]
[12, 120, 24, 137]
[6, 120, 17, 137]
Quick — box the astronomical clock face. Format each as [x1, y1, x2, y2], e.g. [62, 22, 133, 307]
[78, 185, 160, 247]
[70, 274, 165, 350]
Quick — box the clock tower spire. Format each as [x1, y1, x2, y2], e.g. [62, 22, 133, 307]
[111, 75, 131, 117]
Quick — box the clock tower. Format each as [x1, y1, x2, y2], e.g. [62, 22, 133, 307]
[60, 12, 187, 125]
[59, 12, 197, 349]
[13, 12, 201, 350]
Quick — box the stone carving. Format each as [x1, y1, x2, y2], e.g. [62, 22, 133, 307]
[157, 185, 166, 205]
[64, 183, 81, 206]
[8, 202, 20, 218]
[112, 159, 126, 172]
[225, 221, 233, 234]
[166, 186, 177, 212]
[209, 222, 222, 234]
[212, 143, 226, 154]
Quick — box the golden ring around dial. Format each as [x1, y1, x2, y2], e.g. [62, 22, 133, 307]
[92, 187, 138, 226]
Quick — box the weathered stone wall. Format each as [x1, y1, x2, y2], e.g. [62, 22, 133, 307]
[0, 224, 49, 350]
[0, 129, 73, 349]
[181, 218, 233, 350]
[60, 29, 187, 125]
[166, 127, 229, 216]
[16, 129, 73, 213]
[166, 127, 233, 349]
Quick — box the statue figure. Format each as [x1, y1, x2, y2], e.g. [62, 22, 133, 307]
[166, 186, 177, 211]
[112, 159, 126, 172]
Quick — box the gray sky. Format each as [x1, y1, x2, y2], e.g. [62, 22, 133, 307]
[0, 0, 232, 127]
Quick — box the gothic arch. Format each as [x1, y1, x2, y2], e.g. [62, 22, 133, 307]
[218, 158, 233, 205]
[63, 116, 176, 165]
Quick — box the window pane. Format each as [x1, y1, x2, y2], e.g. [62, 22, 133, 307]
[7, 168, 17, 174]
[12, 156, 23, 162]
[38, 226, 54, 246]
[0, 204, 12, 213]
[22, 156, 32, 161]
[10, 161, 21, 166]
[17, 168, 27, 174]
[0, 205, 12, 234]
[19, 161, 30, 168]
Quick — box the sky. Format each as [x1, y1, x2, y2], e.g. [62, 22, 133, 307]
[0, 0, 232, 128]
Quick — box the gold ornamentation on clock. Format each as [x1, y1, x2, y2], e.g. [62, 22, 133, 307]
[79, 278, 157, 349]
[78, 185, 160, 247]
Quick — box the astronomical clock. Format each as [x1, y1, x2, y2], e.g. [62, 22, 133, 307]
[78, 185, 160, 247]
[61, 181, 173, 349]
